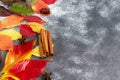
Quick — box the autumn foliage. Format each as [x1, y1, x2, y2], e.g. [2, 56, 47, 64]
[0, 0, 56, 80]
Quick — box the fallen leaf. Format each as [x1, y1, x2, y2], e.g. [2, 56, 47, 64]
[24, 15, 45, 24]
[1, 15, 24, 29]
[0, 6, 13, 16]
[0, 22, 3, 30]
[27, 22, 46, 33]
[32, 46, 41, 57]
[20, 24, 36, 37]
[31, 0, 50, 16]
[0, 0, 16, 5]
[10, 2, 33, 15]
[30, 0, 37, 6]
[2, 40, 35, 73]
[0, 34, 13, 50]
[8, 60, 50, 80]
[42, 0, 57, 5]
[0, 29, 22, 40]
[1, 73, 19, 80]
[32, 44, 54, 57]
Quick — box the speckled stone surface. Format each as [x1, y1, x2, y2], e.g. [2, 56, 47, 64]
[38, 0, 120, 80]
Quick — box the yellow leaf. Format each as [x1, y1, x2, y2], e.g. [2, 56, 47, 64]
[1, 15, 24, 29]
[27, 22, 46, 33]
[32, 44, 54, 57]
[0, 29, 22, 40]
[32, 46, 41, 57]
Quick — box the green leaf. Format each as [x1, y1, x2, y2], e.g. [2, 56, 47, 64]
[10, 2, 33, 15]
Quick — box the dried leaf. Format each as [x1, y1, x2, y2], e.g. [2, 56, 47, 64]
[32, 46, 41, 57]
[27, 22, 46, 33]
[20, 24, 36, 37]
[8, 60, 50, 80]
[0, 0, 26, 6]
[0, 29, 22, 40]
[1, 15, 24, 29]
[10, 2, 33, 15]
[32, 44, 54, 57]
[42, 0, 57, 5]
[0, 52, 2, 64]
[0, 6, 13, 16]
[24, 15, 45, 24]
[0, 22, 3, 30]
[2, 40, 35, 73]
[0, 0, 16, 5]
[1, 74, 19, 80]
[30, 0, 37, 6]
[0, 34, 13, 50]
[31, 0, 50, 16]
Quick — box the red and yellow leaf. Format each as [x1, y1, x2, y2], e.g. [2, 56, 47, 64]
[1, 74, 19, 80]
[8, 60, 49, 80]
[0, 15, 24, 29]
[0, 34, 13, 50]
[2, 40, 35, 73]
[24, 15, 45, 24]
[31, 0, 50, 16]
[42, 0, 57, 5]
[27, 22, 46, 33]
[20, 24, 36, 37]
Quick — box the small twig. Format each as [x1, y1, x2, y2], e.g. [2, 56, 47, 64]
[41, 72, 52, 80]
[18, 36, 26, 44]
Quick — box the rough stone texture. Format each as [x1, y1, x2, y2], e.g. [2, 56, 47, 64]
[38, 0, 120, 80]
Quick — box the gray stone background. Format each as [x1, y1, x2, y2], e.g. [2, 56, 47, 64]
[40, 0, 120, 80]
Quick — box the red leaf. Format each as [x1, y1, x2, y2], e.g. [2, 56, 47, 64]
[42, 0, 57, 5]
[20, 24, 36, 37]
[3, 40, 35, 72]
[24, 15, 45, 24]
[13, 40, 34, 54]
[8, 60, 50, 80]
[4, 77, 14, 80]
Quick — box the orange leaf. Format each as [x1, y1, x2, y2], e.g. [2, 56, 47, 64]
[1, 15, 24, 29]
[0, 22, 3, 30]
[31, 0, 50, 16]
[2, 40, 35, 73]
[0, 34, 13, 50]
